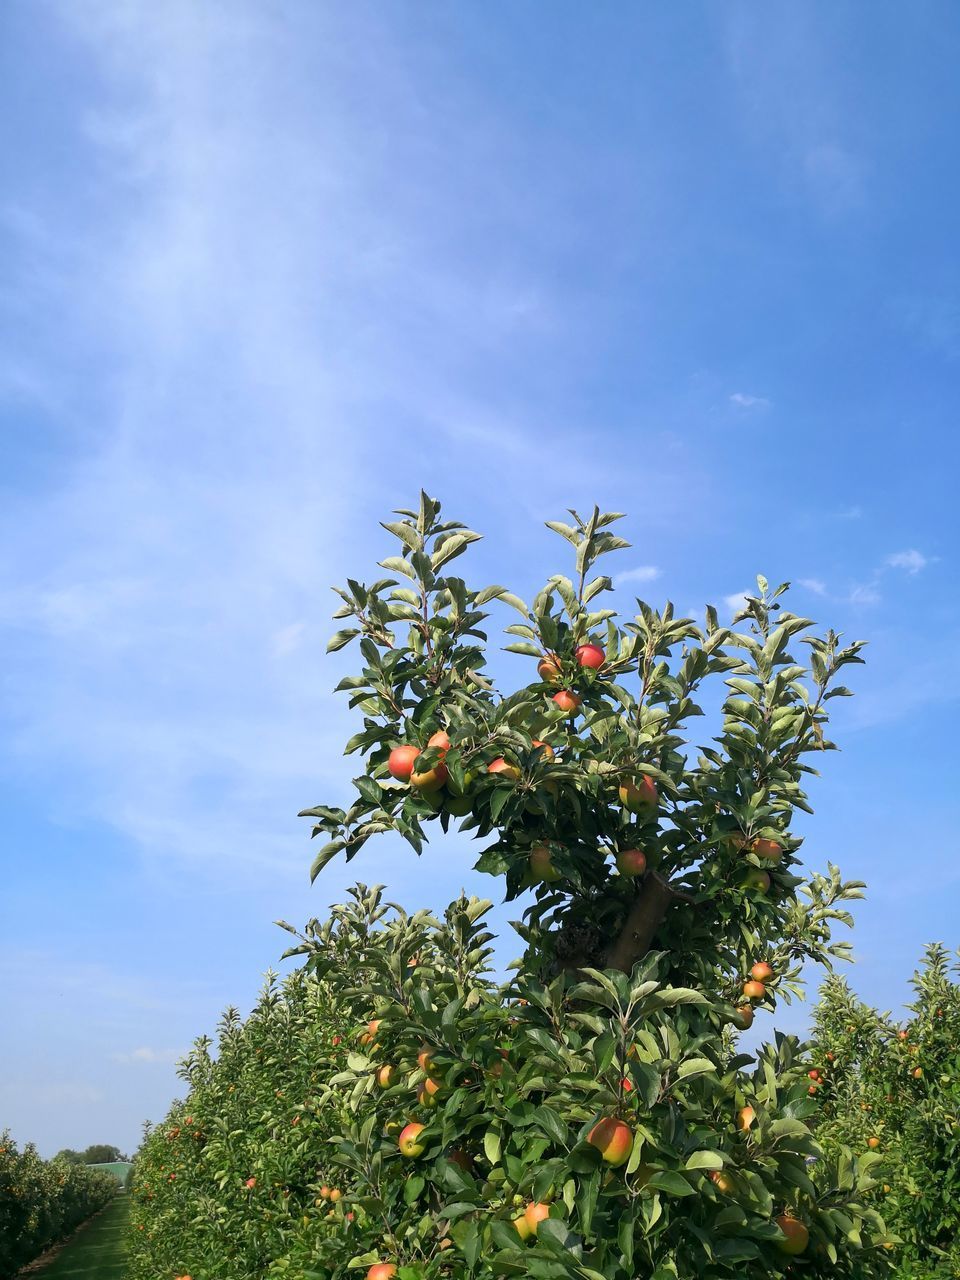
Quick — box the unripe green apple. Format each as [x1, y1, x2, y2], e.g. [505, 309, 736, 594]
[529, 844, 561, 883]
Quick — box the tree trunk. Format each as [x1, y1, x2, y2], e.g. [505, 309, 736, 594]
[605, 872, 679, 973]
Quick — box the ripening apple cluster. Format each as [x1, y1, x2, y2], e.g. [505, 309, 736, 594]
[385, 645, 660, 886]
[350, 1014, 641, 1273]
[730, 960, 776, 1030]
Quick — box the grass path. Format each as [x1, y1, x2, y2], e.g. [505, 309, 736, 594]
[28, 1196, 129, 1279]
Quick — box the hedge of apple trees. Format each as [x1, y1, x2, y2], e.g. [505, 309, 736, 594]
[0, 1131, 117, 1274]
[808, 944, 960, 1279]
[131, 495, 897, 1279]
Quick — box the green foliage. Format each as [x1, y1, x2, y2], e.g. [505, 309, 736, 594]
[811, 945, 960, 1279]
[0, 1131, 117, 1274]
[132, 495, 893, 1278]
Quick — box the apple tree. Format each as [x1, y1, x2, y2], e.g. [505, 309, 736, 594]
[810, 945, 960, 1278]
[292, 494, 891, 1277]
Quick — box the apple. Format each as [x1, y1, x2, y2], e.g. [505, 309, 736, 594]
[427, 730, 450, 755]
[898, 1030, 909, 1041]
[410, 761, 448, 792]
[417, 1047, 434, 1073]
[531, 739, 555, 760]
[807, 1069, 820, 1081]
[328, 1188, 341, 1202]
[710, 1170, 735, 1194]
[740, 868, 771, 893]
[524, 1202, 551, 1235]
[487, 757, 521, 781]
[445, 792, 472, 816]
[808, 1084, 818, 1095]
[825, 1051, 834, 1061]
[367, 1267, 397, 1280]
[552, 689, 581, 713]
[388, 744, 420, 781]
[575, 643, 605, 670]
[417, 1077, 441, 1107]
[615, 848, 647, 877]
[742, 980, 766, 1000]
[751, 838, 782, 863]
[529, 844, 561, 883]
[775, 1214, 809, 1256]
[913, 1067, 923, 1078]
[586, 1117, 634, 1167]
[446, 1148, 473, 1173]
[245, 1177, 256, 1189]
[737, 1105, 756, 1131]
[398, 1122, 426, 1157]
[537, 656, 561, 682]
[512, 1212, 532, 1241]
[376, 1065, 396, 1088]
[619, 776, 657, 812]
[732, 1005, 754, 1030]
[749, 962, 774, 982]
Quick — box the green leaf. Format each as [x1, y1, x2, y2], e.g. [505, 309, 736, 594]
[309, 839, 345, 881]
[326, 628, 360, 652]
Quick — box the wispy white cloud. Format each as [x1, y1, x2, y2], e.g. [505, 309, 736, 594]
[848, 583, 881, 607]
[729, 392, 771, 411]
[723, 589, 751, 613]
[615, 565, 661, 587]
[113, 1046, 185, 1065]
[886, 549, 929, 575]
[798, 577, 827, 595]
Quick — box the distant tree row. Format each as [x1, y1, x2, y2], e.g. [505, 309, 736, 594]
[53, 1143, 129, 1165]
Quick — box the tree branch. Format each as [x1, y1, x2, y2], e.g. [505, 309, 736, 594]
[605, 873, 685, 973]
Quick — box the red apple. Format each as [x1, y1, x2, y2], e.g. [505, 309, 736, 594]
[742, 980, 766, 1000]
[751, 838, 782, 863]
[427, 730, 450, 755]
[586, 1117, 634, 1167]
[737, 1105, 756, 1131]
[531, 739, 555, 760]
[750, 962, 774, 982]
[775, 1215, 809, 1255]
[575, 643, 605, 670]
[710, 1170, 735, 1194]
[615, 848, 647, 877]
[487, 757, 521, 780]
[376, 1064, 396, 1088]
[398, 1123, 426, 1157]
[867, 1136, 880, 1149]
[366, 1266, 397, 1280]
[732, 1005, 754, 1030]
[552, 689, 581, 713]
[619, 776, 657, 812]
[417, 1047, 434, 1073]
[388, 744, 420, 781]
[524, 1201, 551, 1235]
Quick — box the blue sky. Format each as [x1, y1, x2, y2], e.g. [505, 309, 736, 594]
[1, 2, 958, 1157]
